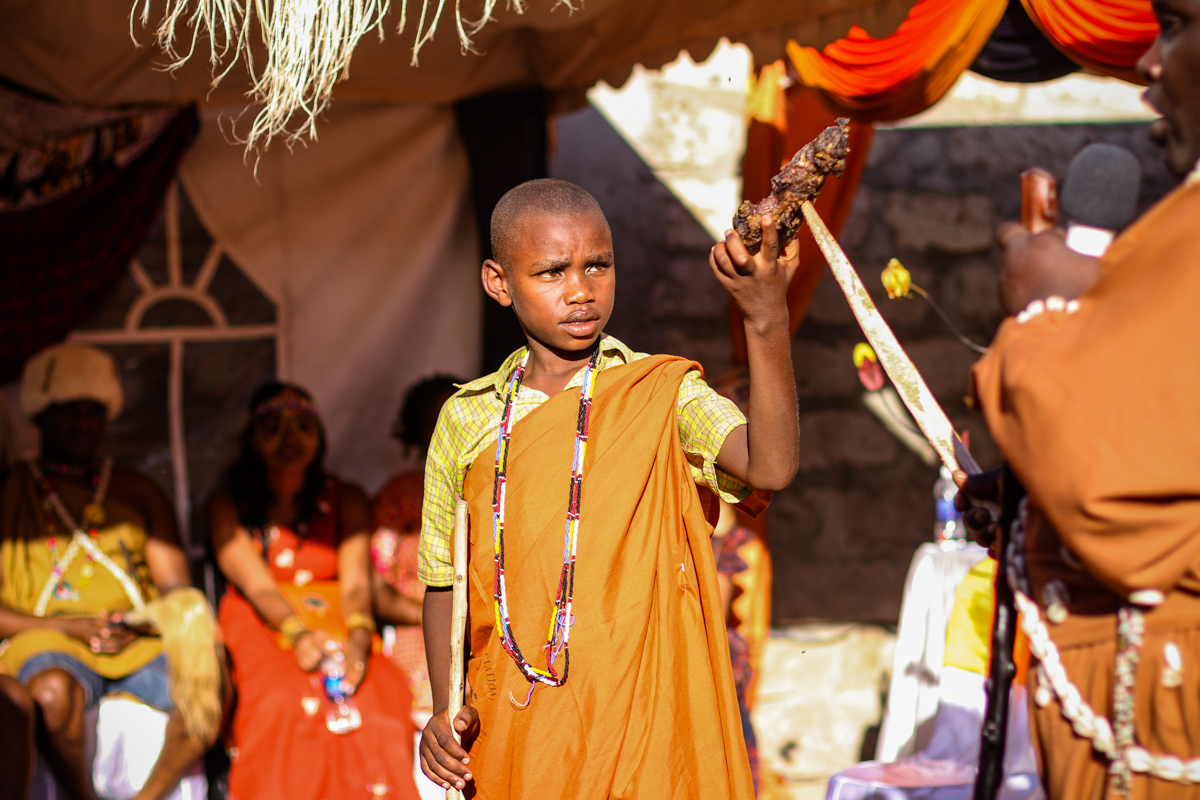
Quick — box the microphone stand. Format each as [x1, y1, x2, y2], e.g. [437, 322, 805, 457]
[972, 466, 1025, 800]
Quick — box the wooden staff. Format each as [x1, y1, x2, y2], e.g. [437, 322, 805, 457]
[973, 467, 1023, 800]
[447, 499, 469, 800]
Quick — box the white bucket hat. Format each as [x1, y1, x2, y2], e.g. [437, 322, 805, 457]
[19, 343, 124, 421]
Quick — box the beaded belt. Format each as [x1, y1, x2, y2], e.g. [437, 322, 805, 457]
[1008, 499, 1200, 792]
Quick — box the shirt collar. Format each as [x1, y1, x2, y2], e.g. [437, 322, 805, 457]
[456, 334, 634, 398]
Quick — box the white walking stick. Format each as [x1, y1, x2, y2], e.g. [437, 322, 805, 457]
[447, 499, 469, 799]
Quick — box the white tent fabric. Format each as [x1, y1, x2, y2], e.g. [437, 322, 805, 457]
[180, 102, 481, 491]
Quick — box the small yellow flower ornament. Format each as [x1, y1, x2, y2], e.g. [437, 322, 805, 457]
[852, 342, 877, 369]
[881, 258, 912, 299]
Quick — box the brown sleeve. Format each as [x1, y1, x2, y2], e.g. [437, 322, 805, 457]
[973, 184, 1200, 599]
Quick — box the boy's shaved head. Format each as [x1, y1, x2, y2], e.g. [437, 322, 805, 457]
[490, 179, 610, 267]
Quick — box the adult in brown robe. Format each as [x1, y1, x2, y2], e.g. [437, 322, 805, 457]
[964, 3, 1200, 796]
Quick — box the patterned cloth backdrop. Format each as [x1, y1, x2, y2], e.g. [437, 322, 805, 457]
[0, 83, 198, 380]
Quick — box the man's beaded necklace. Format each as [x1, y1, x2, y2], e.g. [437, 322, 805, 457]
[29, 458, 112, 602]
[491, 344, 600, 700]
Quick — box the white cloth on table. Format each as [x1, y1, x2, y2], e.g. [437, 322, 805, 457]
[876, 543, 989, 763]
[825, 671, 1042, 800]
[825, 541, 1045, 800]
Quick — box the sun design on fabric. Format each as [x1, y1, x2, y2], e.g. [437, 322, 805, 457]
[69, 184, 281, 550]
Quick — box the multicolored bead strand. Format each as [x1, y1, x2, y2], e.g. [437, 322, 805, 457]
[491, 345, 600, 698]
[29, 459, 112, 603]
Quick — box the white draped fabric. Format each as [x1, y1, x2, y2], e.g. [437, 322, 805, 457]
[180, 102, 481, 491]
[826, 676, 1042, 800]
[876, 543, 989, 763]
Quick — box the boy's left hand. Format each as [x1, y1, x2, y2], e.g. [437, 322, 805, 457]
[709, 214, 800, 332]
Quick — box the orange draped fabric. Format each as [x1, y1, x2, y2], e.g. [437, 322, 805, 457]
[731, 72, 875, 364]
[1020, 0, 1157, 85]
[461, 356, 755, 800]
[785, 0, 1007, 122]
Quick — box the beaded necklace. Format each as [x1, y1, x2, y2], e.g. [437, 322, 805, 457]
[492, 344, 600, 698]
[39, 459, 97, 478]
[29, 459, 112, 602]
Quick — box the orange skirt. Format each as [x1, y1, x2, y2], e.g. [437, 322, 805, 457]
[219, 587, 419, 800]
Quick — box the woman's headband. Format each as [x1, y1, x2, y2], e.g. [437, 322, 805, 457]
[252, 388, 318, 419]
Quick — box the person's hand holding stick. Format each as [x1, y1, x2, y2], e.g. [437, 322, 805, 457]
[734, 118, 976, 477]
[419, 499, 478, 793]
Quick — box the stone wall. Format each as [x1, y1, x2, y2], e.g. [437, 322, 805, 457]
[553, 110, 1178, 624]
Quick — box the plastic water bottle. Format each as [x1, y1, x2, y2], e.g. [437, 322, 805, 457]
[321, 652, 362, 734]
[934, 465, 964, 548]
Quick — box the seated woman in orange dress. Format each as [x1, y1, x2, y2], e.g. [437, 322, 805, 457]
[209, 381, 418, 800]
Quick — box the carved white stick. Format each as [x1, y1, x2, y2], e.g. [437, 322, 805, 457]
[447, 498, 469, 800]
[800, 201, 979, 475]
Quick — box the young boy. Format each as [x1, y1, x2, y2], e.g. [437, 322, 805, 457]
[418, 178, 800, 799]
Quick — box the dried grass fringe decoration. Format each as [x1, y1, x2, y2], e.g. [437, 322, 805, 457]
[130, 0, 576, 150]
[123, 587, 225, 745]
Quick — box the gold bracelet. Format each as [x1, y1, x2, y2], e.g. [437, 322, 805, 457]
[279, 615, 310, 645]
[345, 611, 377, 634]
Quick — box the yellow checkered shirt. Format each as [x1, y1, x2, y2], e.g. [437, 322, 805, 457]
[418, 335, 749, 586]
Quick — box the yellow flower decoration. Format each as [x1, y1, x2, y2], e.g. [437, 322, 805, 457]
[852, 342, 877, 369]
[881, 258, 912, 299]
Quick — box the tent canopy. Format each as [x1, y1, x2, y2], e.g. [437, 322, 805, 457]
[2, 0, 915, 111]
[0, 0, 918, 506]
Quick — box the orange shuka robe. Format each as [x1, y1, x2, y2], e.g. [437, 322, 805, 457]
[973, 180, 1200, 799]
[461, 355, 756, 800]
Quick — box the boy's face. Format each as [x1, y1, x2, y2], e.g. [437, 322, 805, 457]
[484, 211, 615, 354]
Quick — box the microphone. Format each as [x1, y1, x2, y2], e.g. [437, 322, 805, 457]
[1059, 143, 1141, 257]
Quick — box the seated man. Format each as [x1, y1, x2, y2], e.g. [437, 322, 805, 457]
[0, 343, 214, 800]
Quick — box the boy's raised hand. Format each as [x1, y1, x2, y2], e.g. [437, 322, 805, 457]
[709, 214, 800, 329]
[708, 213, 801, 494]
[420, 705, 480, 791]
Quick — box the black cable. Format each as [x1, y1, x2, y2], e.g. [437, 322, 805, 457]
[910, 285, 990, 354]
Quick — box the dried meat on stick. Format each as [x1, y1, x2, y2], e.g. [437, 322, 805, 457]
[733, 118, 850, 255]
[737, 118, 978, 475]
